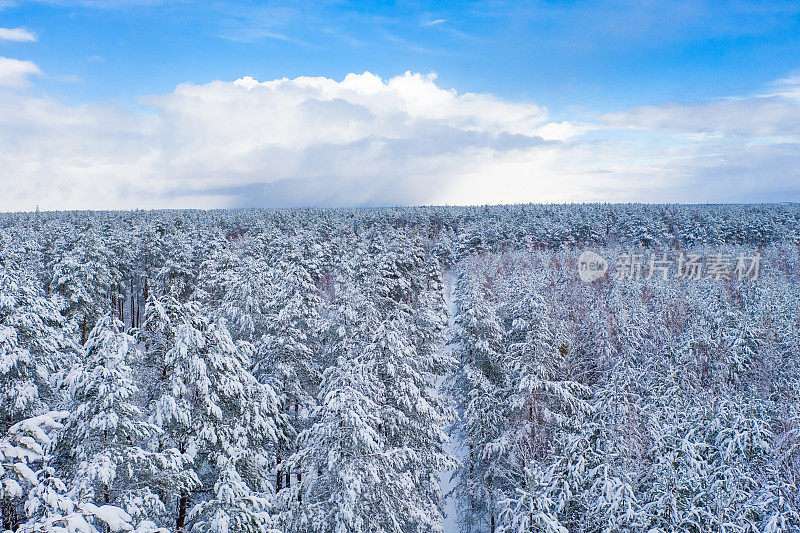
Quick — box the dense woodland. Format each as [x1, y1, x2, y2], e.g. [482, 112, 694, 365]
[1, 204, 800, 533]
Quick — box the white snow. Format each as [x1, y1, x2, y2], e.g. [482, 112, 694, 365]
[438, 267, 461, 533]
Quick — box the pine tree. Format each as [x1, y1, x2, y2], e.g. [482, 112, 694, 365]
[448, 267, 507, 532]
[143, 294, 286, 532]
[497, 276, 589, 469]
[288, 342, 386, 532]
[2, 411, 141, 533]
[261, 248, 323, 499]
[289, 242, 455, 532]
[366, 235, 456, 531]
[60, 315, 182, 524]
[49, 230, 113, 344]
[0, 259, 75, 435]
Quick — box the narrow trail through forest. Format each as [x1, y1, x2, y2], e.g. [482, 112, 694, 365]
[439, 268, 460, 533]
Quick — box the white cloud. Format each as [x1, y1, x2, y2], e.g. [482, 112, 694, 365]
[765, 75, 800, 100]
[604, 98, 800, 137]
[603, 77, 800, 137]
[0, 70, 798, 211]
[0, 57, 41, 88]
[0, 71, 575, 209]
[0, 27, 37, 42]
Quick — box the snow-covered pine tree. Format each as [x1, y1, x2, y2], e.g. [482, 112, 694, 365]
[59, 315, 183, 525]
[218, 253, 275, 344]
[0, 258, 75, 435]
[2, 411, 144, 533]
[288, 236, 455, 533]
[143, 219, 201, 304]
[365, 233, 456, 531]
[285, 320, 385, 531]
[260, 246, 323, 498]
[448, 264, 508, 533]
[1, 253, 76, 533]
[49, 229, 113, 345]
[496, 273, 589, 469]
[279, 266, 375, 530]
[143, 293, 286, 532]
[1, 411, 66, 531]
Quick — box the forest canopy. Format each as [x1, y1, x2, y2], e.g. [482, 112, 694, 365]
[1, 203, 799, 532]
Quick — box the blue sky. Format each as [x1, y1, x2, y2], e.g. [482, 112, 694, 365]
[8, 1, 800, 110]
[1, 1, 800, 209]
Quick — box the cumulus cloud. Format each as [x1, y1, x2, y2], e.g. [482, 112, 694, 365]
[0, 70, 798, 211]
[0, 27, 37, 42]
[0, 71, 576, 209]
[0, 57, 41, 87]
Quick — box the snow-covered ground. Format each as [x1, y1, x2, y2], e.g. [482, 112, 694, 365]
[438, 267, 461, 533]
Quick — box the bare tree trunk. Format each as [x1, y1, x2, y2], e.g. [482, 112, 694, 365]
[489, 478, 495, 533]
[176, 492, 188, 532]
[297, 470, 302, 503]
[176, 440, 189, 532]
[2, 499, 19, 532]
[104, 484, 111, 533]
[130, 280, 136, 328]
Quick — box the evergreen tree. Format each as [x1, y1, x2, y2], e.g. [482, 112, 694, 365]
[49, 230, 113, 344]
[448, 268, 507, 532]
[0, 261, 74, 435]
[60, 315, 182, 524]
[143, 294, 286, 532]
[261, 248, 323, 498]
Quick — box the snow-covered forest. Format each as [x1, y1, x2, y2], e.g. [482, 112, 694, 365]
[1, 203, 800, 533]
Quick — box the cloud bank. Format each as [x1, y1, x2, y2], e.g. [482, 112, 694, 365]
[0, 69, 799, 210]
